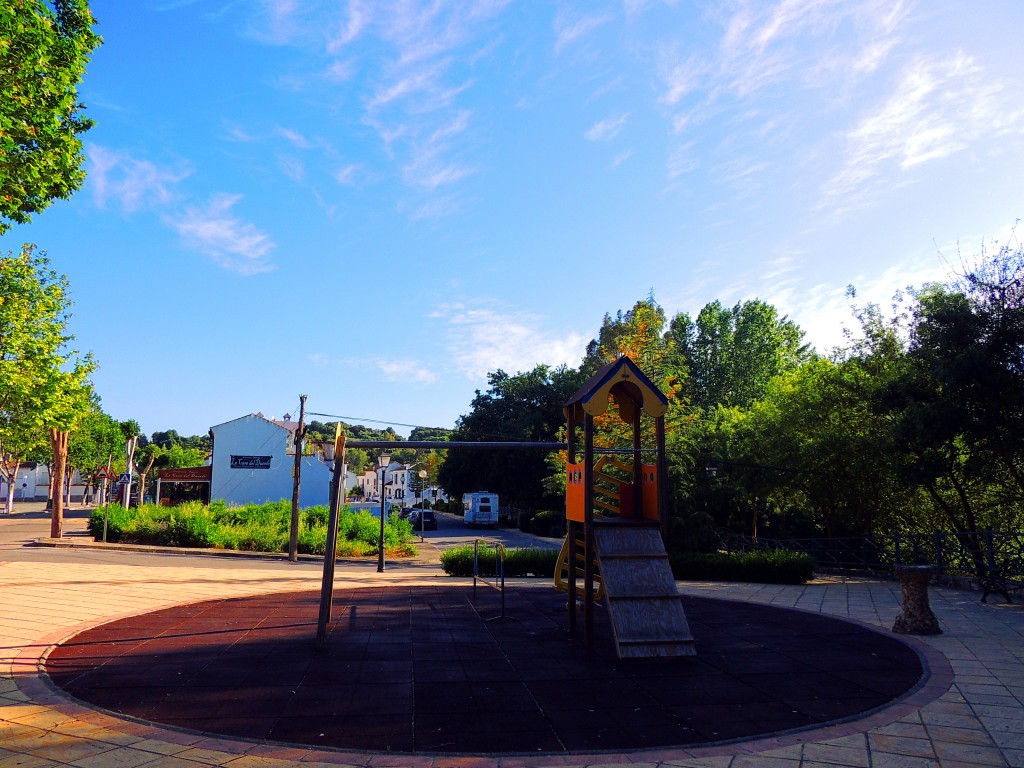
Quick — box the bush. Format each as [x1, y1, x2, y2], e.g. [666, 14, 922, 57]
[529, 510, 563, 538]
[440, 544, 558, 577]
[517, 509, 535, 533]
[88, 501, 415, 557]
[669, 550, 815, 584]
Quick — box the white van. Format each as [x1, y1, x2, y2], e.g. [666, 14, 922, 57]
[462, 492, 499, 527]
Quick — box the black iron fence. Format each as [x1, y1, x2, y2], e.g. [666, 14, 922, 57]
[722, 529, 1024, 585]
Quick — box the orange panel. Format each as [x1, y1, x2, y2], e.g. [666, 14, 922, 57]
[641, 463, 659, 521]
[618, 482, 634, 518]
[566, 462, 586, 522]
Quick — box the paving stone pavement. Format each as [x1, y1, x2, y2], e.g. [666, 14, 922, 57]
[1, 514, 1022, 767]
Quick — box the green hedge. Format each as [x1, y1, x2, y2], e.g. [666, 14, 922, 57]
[88, 500, 415, 557]
[440, 544, 558, 577]
[669, 550, 815, 584]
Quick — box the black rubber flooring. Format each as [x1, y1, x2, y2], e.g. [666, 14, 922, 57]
[45, 585, 924, 755]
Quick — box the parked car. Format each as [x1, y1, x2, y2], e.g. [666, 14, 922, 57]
[409, 509, 437, 530]
[398, 507, 414, 520]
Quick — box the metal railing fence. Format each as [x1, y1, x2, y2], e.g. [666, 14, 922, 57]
[722, 528, 1024, 584]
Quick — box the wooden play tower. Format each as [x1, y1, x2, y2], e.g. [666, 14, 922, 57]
[556, 355, 696, 659]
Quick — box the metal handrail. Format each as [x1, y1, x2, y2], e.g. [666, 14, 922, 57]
[473, 538, 507, 620]
[722, 529, 1024, 584]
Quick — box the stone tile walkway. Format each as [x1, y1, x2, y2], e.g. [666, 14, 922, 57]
[1, 547, 1022, 767]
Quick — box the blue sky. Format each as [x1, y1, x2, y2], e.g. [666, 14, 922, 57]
[4, 0, 1023, 438]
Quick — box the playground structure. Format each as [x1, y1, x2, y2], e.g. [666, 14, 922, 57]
[557, 355, 696, 658]
[315, 355, 695, 658]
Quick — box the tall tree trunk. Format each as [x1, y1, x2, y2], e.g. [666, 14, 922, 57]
[137, 452, 156, 507]
[1, 457, 18, 514]
[50, 429, 69, 538]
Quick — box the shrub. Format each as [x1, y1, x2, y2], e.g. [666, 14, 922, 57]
[517, 509, 535, 533]
[529, 510, 563, 538]
[167, 502, 217, 547]
[440, 544, 559, 577]
[669, 550, 815, 584]
[88, 501, 415, 557]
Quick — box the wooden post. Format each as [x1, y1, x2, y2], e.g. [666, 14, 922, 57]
[316, 430, 345, 650]
[656, 416, 668, 539]
[567, 412, 578, 638]
[289, 394, 307, 562]
[584, 414, 595, 648]
[632, 404, 643, 519]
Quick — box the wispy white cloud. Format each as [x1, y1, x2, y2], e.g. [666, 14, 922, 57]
[659, 54, 705, 107]
[585, 113, 630, 141]
[435, 302, 586, 380]
[327, 0, 370, 51]
[334, 164, 358, 185]
[659, 0, 908, 114]
[278, 155, 305, 182]
[553, 10, 612, 53]
[305, 352, 439, 384]
[375, 358, 440, 384]
[223, 123, 258, 143]
[243, 0, 305, 44]
[87, 145, 191, 213]
[612, 149, 633, 168]
[276, 126, 312, 148]
[666, 143, 698, 182]
[407, 194, 462, 221]
[821, 52, 1018, 213]
[166, 194, 275, 275]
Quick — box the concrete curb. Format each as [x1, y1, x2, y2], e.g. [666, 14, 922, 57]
[30, 536, 445, 566]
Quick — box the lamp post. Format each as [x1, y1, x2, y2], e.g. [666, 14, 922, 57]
[416, 469, 428, 542]
[377, 452, 391, 573]
[316, 429, 345, 650]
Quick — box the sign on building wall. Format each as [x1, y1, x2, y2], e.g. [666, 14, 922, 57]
[230, 455, 273, 469]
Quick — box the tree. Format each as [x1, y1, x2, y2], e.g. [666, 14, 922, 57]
[46, 361, 93, 534]
[871, 245, 1024, 551]
[439, 364, 586, 511]
[731, 359, 909, 537]
[1, 0, 101, 232]
[66, 398, 123, 504]
[1, 245, 94, 528]
[668, 299, 812, 411]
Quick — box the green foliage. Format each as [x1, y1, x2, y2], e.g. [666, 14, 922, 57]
[88, 501, 416, 557]
[669, 550, 815, 584]
[439, 544, 558, 577]
[517, 508, 535, 532]
[0, 245, 95, 519]
[529, 510, 562, 537]
[0, 0, 102, 232]
[67, 400, 124, 480]
[668, 299, 812, 412]
[438, 364, 586, 511]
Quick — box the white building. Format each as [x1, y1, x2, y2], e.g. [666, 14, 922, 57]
[0, 463, 90, 504]
[354, 461, 448, 506]
[209, 413, 346, 507]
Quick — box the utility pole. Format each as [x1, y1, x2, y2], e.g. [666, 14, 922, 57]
[289, 394, 307, 562]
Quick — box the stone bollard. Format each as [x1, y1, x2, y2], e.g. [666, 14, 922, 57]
[893, 565, 942, 635]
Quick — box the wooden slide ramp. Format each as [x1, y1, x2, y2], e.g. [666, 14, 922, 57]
[593, 523, 697, 659]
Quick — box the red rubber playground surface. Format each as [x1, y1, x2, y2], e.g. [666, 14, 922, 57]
[45, 584, 932, 756]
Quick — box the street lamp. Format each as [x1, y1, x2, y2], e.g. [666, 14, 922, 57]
[316, 428, 345, 650]
[377, 452, 391, 573]
[416, 469, 428, 542]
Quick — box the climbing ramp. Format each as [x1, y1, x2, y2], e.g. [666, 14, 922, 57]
[593, 522, 696, 659]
